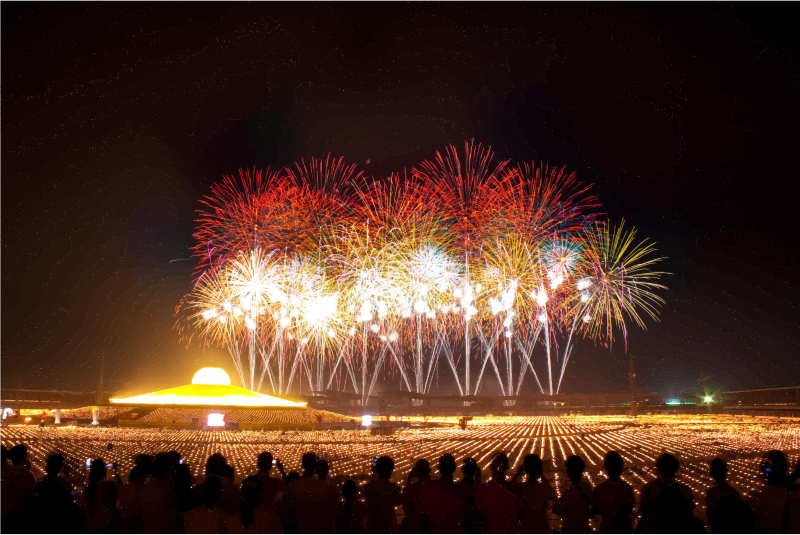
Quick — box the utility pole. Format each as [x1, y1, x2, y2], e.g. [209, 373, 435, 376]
[629, 356, 638, 417]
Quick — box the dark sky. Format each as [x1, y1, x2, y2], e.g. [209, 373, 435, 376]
[2, 2, 799, 396]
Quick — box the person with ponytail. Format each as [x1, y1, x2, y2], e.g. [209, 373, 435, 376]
[336, 480, 367, 534]
[226, 475, 283, 534]
[81, 459, 119, 534]
[183, 475, 227, 534]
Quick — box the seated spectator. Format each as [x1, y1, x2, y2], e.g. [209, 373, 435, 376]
[518, 454, 557, 534]
[1, 444, 35, 532]
[364, 456, 403, 533]
[183, 476, 228, 534]
[34, 454, 78, 533]
[83, 459, 122, 534]
[591, 451, 635, 534]
[637, 453, 703, 534]
[704, 458, 740, 525]
[226, 475, 283, 533]
[553, 455, 592, 534]
[336, 480, 368, 534]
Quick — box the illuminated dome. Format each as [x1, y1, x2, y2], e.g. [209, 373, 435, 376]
[192, 367, 231, 386]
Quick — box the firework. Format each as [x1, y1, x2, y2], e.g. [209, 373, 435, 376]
[179, 145, 666, 401]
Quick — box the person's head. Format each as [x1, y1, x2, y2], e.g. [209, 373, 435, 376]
[603, 451, 624, 479]
[206, 453, 227, 478]
[134, 454, 153, 475]
[565, 455, 585, 484]
[656, 453, 680, 478]
[129, 465, 147, 486]
[257, 451, 274, 473]
[710, 458, 728, 482]
[167, 450, 181, 466]
[438, 454, 457, 478]
[342, 479, 358, 501]
[89, 458, 106, 485]
[524, 454, 543, 481]
[761, 450, 788, 483]
[46, 453, 65, 476]
[316, 459, 330, 480]
[152, 453, 171, 480]
[302, 452, 318, 475]
[8, 444, 27, 466]
[106, 443, 114, 451]
[414, 459, 431, 479]
[375, 456, 394, 479]
[490, 452, 509, 478]
[175, 463, 193, 489]
[241, 475, 263, 528]
[203, 476, 223, 509]
[462, 457, 480, 481]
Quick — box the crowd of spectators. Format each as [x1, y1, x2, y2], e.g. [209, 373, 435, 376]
[3, 441, 800, 533]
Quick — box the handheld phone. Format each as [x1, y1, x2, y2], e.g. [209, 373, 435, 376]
[179, 459, 184, 464]
[765, 467, 772, 473]
[106, 463, 113, 468]
[272, 459, 277, 465]
[85, 458, 91, 469]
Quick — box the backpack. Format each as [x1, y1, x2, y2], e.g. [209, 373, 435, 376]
[646, 482, 705, 534]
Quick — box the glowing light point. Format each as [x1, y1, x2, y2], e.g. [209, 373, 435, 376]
[207, 413, 225, 427]
[580, 293, 589, 302]
[704, 396, 713, 403]
[192, 367, 231, 386]
[361, 415, 372, 426]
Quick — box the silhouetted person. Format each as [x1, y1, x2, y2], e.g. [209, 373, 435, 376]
[637, 453, 703, 534]
[706, 459, 755, 535]
[256, 452, 286, 510]
[83, 459, 121, 534]
[183, 475, 227, 534]
[175, 462, 200, 514]
[142, 453, 179, 533]
[288, 452, 337, 533]
[592, 451, 635, 533]
[1, 444, 35, 532]
[474, 453, 522, 533]
[456, 457, 482, 534]
[364, 456, 403, 533]
[458, 457, 481, 489]
[421, 454, 466, 533]
[554, 455, 592, 534]
[33, 454, 77, 533]
[401, 459, 431, 533]
[518, 454, 556, 534]
[226, 475, 283, 533]
[336, 480, 368, 534]
[194, 453, 239, 517]
[748, 450, 789, 534]
[119, 465, 147, 534]
[277, 471, 301, 533]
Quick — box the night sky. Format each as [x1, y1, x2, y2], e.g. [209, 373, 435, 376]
[2, 3, 798, 396]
